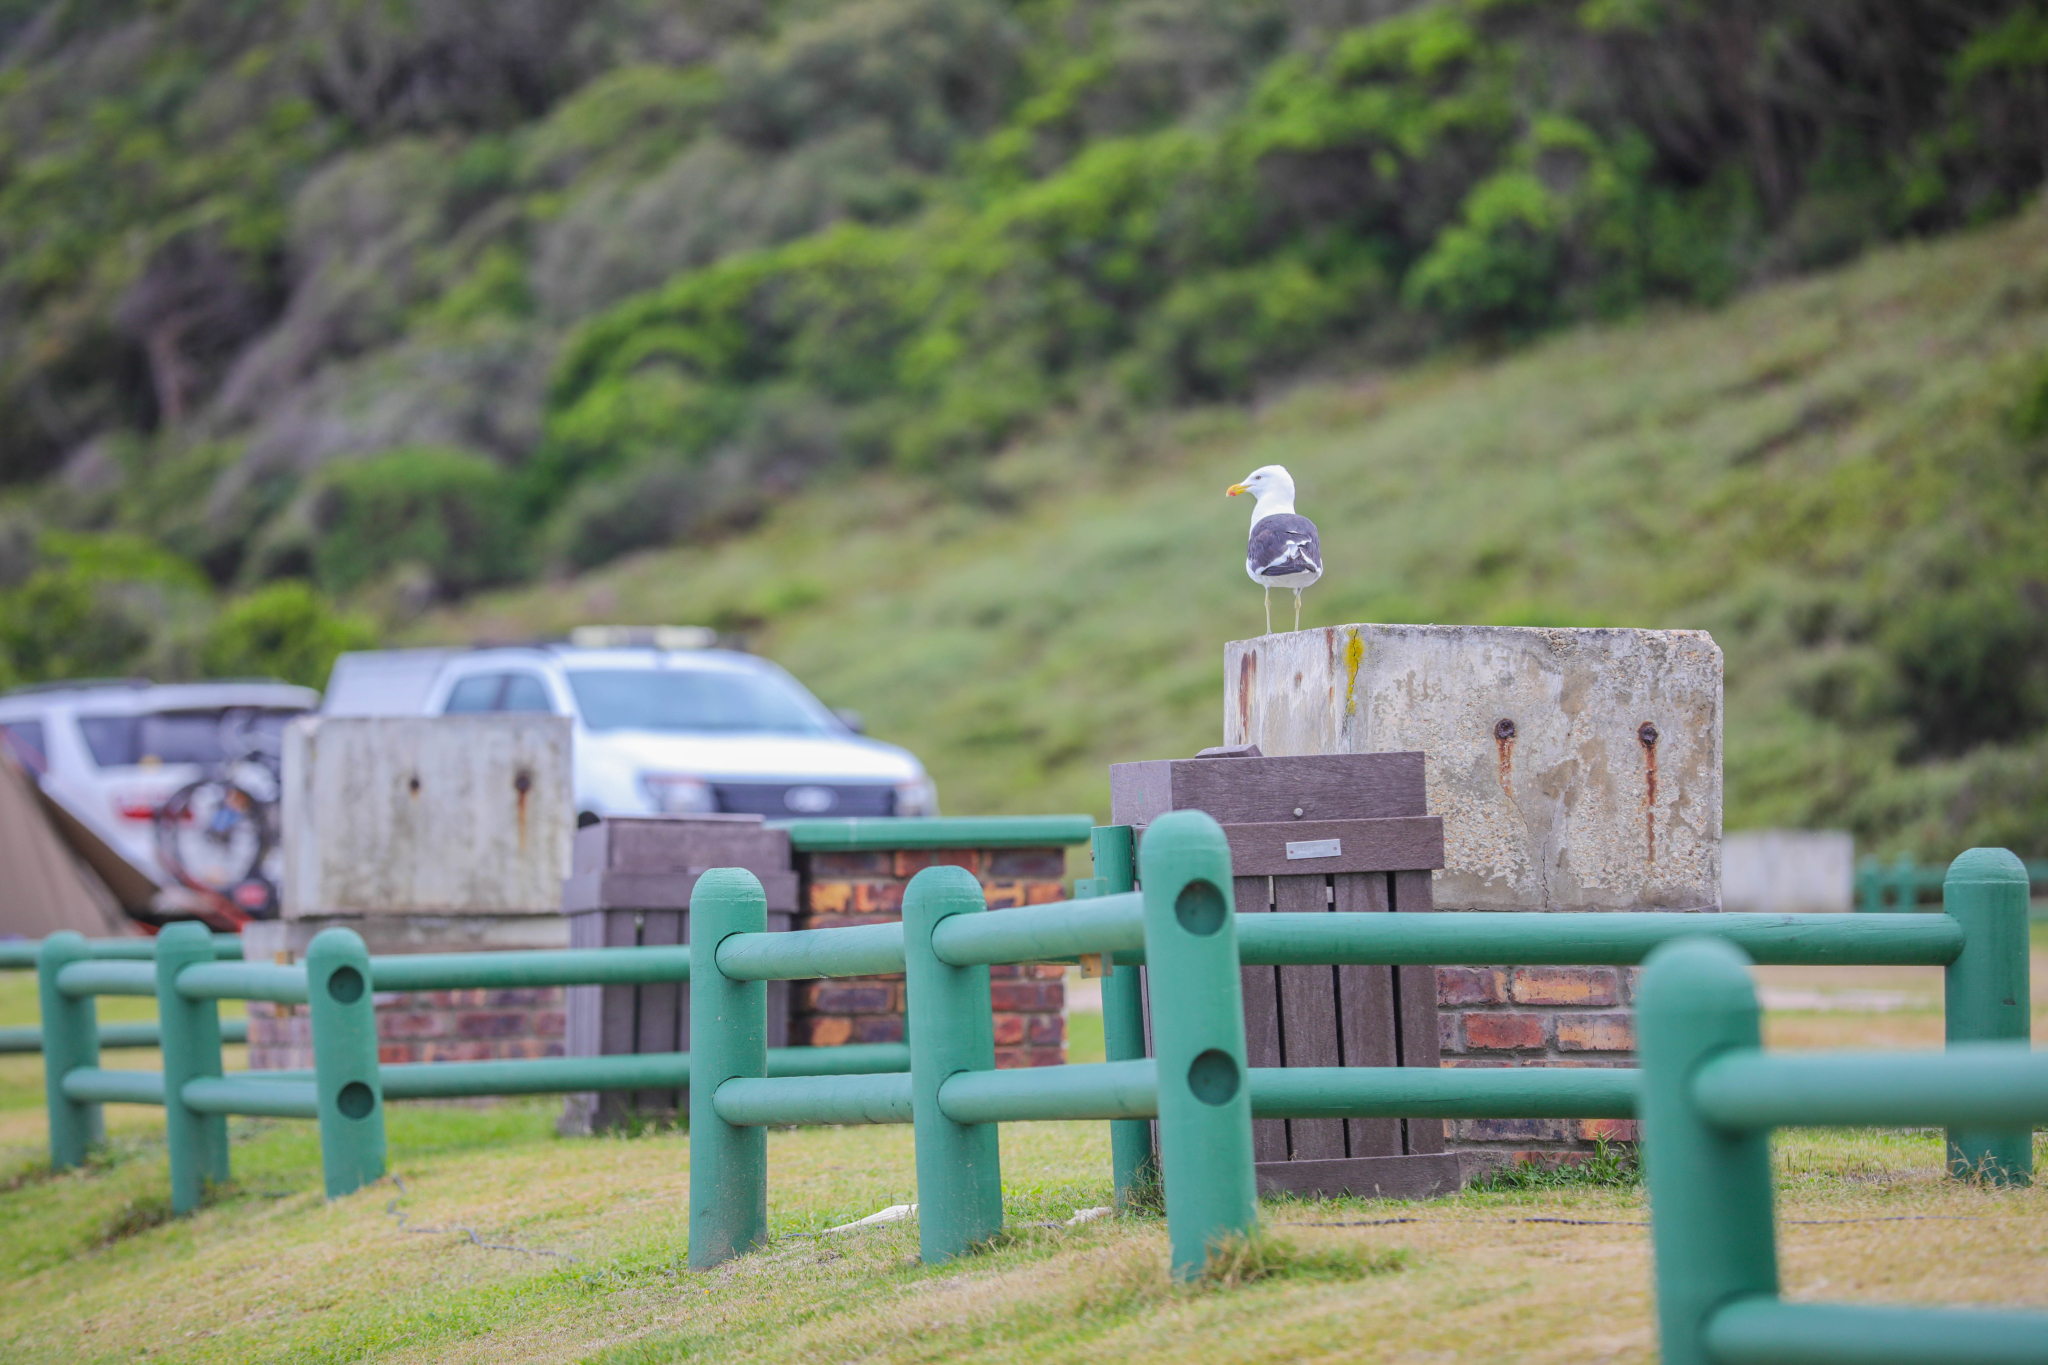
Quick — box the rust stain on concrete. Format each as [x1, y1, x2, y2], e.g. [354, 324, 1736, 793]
[1638, 722, 1659, 864]
[1494, 718, 1517, 798]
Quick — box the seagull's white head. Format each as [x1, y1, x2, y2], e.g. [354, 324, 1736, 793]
[1225, 465, 1296, 505]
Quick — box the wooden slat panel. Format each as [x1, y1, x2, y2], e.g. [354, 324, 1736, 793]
[561, 869, 800, 913]
[1254, 1153, 1462, 1200]
[1110, 752, 1427, 826]
[1220, 817, 1444, 877]
[601, 817, 787, 873]
[1234, 875, 1286, 1164]
[1332, 872, 1401, 1158]
[1275, 874, 1345, 1161]
[1390, 868, 1446, 1155]
[634, 910, 683, 1111]
[594, 909, 641, 1130]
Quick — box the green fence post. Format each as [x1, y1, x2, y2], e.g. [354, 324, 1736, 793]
[307, 928, 385, 1198]
[903, 864, 1003, 1263]
[688, 868, 769, 1270]
[1942, 847, 2032, 1186]
[37, 931, 101, 1169]
[1637, 936, 1778, 1365]
[1138, 810, 1255, 1280]
[1091, 823, 1156, 1209]
[155, 922, 229, 1214]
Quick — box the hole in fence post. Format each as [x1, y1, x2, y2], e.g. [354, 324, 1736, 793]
[1187, 1049, 1241, 1106]
[327, 966, 365, 1004]
[337, 1081, 375, 1120]
[1175, 880, 1226, 936]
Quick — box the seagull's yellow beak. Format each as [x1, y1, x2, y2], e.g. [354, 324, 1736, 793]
[1225, 482, 1248, 497]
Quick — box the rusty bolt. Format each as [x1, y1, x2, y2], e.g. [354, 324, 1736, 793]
[1638, 723, 1659, 749]
[514, 770, 533, 795]
[1494, 719, 1516, 742]
[407, 775, 421, 796]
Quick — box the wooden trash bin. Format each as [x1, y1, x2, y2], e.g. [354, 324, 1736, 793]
[1110, 748, 1460, 1198]
[560, 815, 797, 1131]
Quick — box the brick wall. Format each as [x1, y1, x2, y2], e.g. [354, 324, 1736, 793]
[794, 847, 1068, 1068]
[248, 988, 566, 1070]
[1436, 963, 1640, 1165]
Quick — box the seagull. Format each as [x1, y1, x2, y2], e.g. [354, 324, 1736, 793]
[1226, 464, 1322, 634]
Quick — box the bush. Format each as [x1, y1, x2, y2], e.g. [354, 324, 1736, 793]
[1882, 578, 2048, 757]
[306, 447, 528, 598]
[198, 581, 376, 688]
[0, 570, 154, 686]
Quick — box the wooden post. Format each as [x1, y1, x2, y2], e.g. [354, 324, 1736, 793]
[903, 865, 1003, 1263]
[38, 932, 101, 1169]
[155, 922, 229, 1213]
[308, 928, 386, 1199]
[687, 868, 769, 1269]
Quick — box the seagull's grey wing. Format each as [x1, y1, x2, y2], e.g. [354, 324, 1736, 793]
[1247, 514, 1321, 577]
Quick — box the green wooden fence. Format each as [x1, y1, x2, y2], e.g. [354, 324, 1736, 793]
[21, 819, 2039, 1355]
[1639, 852, 2045, 1364]
[1856, 852, 2048, 912]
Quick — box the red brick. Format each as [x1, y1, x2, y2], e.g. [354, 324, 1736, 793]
[894, 850, 980, 877]
[1027, 1047, 1064, 1067]
[484, 988, 557, 1008]
[988, 849, 1066, 878]
[456, 1012, 531, 1038]
[854, 882, 904, 914]
[796, 911, 901, 929]
[802, 851, 893, 877]
[852, 1016, 904, 1044]
[1032, 963, 1066, 980]
[988, 963, 1022, 980]
[1557, 1014, 1635, 1052]
[1510, 967, 1618, 1007]
[990, 982, 1052, 1011]
[533, 1011, 566, 1038]
[810, 984, 895, 1014]
[1441, 1058, 1512, 1068]
[992, 1015, 1027, 1045]
[380, 1012, 447, 1039]
[377, 1043, 417, 1063]
[1437, 967, 1507, 1005]
[422, 1041, 494, 1062]
[1028, 1014, 1064, 1046]
[1025, 881, 1065, 904]
[1579, 1118, 1638, 1142]
[993, 1046, 1031, 1069]
[1462, 1013, 1546, 1051]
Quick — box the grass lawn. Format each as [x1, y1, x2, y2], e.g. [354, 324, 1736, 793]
[3, 944, 2044, 1364]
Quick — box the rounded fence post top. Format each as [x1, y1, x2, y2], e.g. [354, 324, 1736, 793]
[305, 926, 369, 961]
[1137, 809, 1229, 871]
[1944, 847, 2029, 886]
[157, 920, 213, 948]
[1640, 935, 1756, 1005]
[38, 930, 86, 956]
[905, 863, 983, 895]
[689, 865, 767, 908]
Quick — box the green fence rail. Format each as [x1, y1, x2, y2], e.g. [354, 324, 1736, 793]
[1640, 861, 2044, 1365]
[0, 933, 242, 971]
[33, 922, 910, 1210]
[1856, 853, 2048, 912]
[0, 1017, 248, 1054]
[771, 814, 1095, 851]
[680, 818, 2035, 1287]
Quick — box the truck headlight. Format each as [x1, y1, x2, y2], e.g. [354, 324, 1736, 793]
[641, 773, 716, 814]
[893, 777, 938, 817]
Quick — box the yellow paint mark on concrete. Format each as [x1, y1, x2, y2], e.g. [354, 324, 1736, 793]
[1342, 629, 1364, 716]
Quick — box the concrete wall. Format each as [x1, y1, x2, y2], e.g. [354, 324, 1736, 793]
[1722, 829, 1854, 914]
[1224, 624, 1722, 912]
[281, 715, 575, 916]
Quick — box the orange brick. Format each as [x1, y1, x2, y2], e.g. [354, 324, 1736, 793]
[1025, 881, 1065, 904]
[1580, 1118, 1638, 1142]
[806, 1017, 854, 1047]
[808, 881, 853, 913]
[1463, 1013, 1546, 1051]
[1511, 967, 1618, 1007]
[1557, 1014, 1635, 1052]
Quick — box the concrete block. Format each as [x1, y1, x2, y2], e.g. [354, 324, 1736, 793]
[1224, 625, 1722, 912]
[1721, 828, 1853, 913]
[282, 716, 574, 916]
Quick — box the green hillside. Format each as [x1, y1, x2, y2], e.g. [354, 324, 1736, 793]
[427, 203, 2048, 858]
[0, 0, 2045, 855]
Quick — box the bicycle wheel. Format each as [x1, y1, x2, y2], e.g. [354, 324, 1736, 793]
[154, 778, 270, 895]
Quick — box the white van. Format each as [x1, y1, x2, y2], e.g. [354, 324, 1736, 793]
[319, 639, 937, 824]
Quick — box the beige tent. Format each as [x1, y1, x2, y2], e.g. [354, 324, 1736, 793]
[0, 747, 134, 940]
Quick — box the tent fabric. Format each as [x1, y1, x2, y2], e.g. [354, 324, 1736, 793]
[0, 746, 134, 940]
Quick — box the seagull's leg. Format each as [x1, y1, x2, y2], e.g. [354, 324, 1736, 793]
[1263, 586, 1272, 635]
[1294, 588, 1303, 632]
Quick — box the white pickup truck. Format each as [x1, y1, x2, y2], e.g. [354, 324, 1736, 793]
[318, 637, 937, 825]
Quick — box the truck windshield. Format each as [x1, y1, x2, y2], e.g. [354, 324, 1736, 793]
[566, 669, 832, 734]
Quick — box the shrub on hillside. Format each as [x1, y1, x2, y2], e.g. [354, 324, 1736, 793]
[198, 582, 376, 689]
[1883, 578, 2048, 758]
[306, 448, 527, 598]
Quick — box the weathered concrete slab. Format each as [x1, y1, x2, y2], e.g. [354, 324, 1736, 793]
[1722, 829, 1852, 914]
[281, 716, 575, 916]
[1223, 625, 1721, 912]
